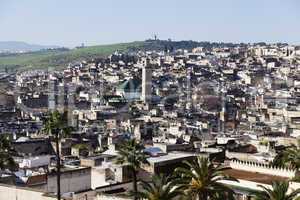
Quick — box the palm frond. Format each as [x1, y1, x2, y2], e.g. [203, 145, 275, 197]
[174, 156, 237, 200]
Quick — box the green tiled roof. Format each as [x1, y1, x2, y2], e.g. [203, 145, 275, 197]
[117, 78, 141, 92]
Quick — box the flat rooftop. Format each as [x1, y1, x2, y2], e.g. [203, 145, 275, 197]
[147, 152, 196, 164]
[81, 154, 115, 160]
[224, 169, 288, 185]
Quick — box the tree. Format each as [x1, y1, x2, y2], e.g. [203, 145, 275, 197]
[271, 141, 300, 182]
[115, 139, 148, 200]
[43, 110, 72, 200]
[137, 174, 183, 200]
[272, 145, 300, 170]
[174, 157, 237, 200]
[0, 135, 18, 172]
[253, 181, 300, 200]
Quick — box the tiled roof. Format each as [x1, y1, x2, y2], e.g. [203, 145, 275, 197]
[26, 174, 47, 186]
[117, 78, 141, 92]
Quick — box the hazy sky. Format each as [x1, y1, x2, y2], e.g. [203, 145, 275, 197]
[1, 0, 300, 47]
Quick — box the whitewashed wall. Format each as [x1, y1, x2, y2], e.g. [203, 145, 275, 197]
[230, 160, 296, 178]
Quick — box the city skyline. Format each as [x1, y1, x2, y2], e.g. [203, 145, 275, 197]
[1, 0, 300, 47]
[1, 1, 300, 199]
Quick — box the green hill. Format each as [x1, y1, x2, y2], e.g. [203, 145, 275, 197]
[0, 41, 144, 71]
[0, 39, 232, 72]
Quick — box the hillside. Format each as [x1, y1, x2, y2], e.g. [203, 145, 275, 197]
[0, 40, 240, 72]
[0, 41, 143, 71]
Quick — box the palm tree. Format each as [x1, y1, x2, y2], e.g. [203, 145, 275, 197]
[272, 139, 300, 171]
[0, 135, 18, 172]
[253, 181, 300, 200]
[43, 110, 72, 200]
[272, 146, 300, 170]
[137, 174, 183, 200]
[174, 156, 237, 200]
[115, 139, 148, 200]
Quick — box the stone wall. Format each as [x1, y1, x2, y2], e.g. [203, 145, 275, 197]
[46, 167, 91, 194]
[230, 160, 296, 178]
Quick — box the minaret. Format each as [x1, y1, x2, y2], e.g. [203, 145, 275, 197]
[141, 58, 152, 103]
[186, 66, 193, 110]
[48, 78, 56, 110]
[219, 81, 226, 134]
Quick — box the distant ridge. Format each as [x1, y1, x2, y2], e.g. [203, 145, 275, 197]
[0, 39, 284, 72]
[0, 41, 60, 52]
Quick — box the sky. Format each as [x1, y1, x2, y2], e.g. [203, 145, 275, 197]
[0, 0, 300, 47]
